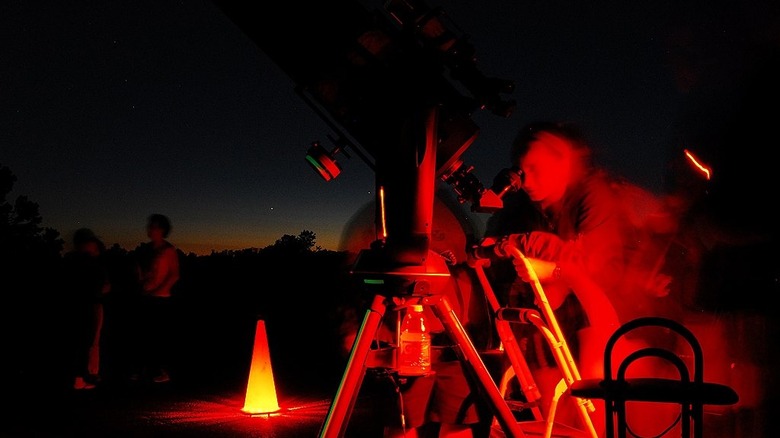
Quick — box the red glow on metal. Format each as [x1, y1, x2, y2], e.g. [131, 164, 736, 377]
[379, 186, 387, 239]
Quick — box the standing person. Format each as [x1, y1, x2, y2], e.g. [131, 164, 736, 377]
[131, 213, 180, 384]
[483, 121, 680, 435]
[62, 228, 111, 390]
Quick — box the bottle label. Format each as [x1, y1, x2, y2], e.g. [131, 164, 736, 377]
[397, 332, 431, 376]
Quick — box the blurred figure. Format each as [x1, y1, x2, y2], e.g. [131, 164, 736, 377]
[62, 228, 111, 390]
[484, 121, 683, 435]
[130, 213, 180, 384]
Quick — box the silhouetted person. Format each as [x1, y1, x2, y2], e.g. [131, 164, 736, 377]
[130, 213, 180, 384]
[62, 228, 111, 390]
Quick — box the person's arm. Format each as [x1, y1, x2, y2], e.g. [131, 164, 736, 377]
[142, 246, 180, 297]
[505, 231, 571, 309]
[512, 256, 557, 283]
[506, 230, 564, 283]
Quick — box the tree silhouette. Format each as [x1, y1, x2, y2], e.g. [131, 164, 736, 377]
[1, 164, 67, 384]
[0, 164, 63, 263]
[260, 229, 322, 256]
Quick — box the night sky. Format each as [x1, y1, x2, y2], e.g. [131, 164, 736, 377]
[3, 0, 778, 255]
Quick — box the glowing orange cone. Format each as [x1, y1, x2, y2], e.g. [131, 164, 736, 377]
[241, 319, 281, 414]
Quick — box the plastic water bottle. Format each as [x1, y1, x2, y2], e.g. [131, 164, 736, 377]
[397, 304, 431, 376]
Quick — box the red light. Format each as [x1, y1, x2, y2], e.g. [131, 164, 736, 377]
[683, 149, 712, 180]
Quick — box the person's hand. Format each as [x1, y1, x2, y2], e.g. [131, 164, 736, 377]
[512, 255, 557, 283]
[511, 252, 569, 310]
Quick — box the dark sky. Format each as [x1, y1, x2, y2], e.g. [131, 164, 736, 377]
[3, 0, 778, 255]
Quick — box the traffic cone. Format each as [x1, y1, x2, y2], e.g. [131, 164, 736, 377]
[242, 319, 281, 414]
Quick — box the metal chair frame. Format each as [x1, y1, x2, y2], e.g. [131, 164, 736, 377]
[570, 316, 739, 438]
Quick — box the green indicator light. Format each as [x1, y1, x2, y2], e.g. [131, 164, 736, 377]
[306, 155, 325, 171]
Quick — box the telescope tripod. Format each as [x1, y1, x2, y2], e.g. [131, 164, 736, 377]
[318, 287, 529, 438]
[318, 253, 598, 437]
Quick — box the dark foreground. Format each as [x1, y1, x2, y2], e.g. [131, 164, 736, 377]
[2, 252, 777, 437]
[3, 348, 391, 438]
[3, 339, 776, 438]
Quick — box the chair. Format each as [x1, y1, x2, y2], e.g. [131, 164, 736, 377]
[569, 316, 739, 438]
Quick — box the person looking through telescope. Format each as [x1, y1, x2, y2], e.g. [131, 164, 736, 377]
[482, 120, 684, 435]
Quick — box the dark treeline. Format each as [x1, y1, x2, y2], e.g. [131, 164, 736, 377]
[1, 163, 360, 396]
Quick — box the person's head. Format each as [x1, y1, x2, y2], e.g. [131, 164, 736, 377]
[146, 213, 172, 240]
[510, 121, 592, 208]
[72, 227, 105, 256]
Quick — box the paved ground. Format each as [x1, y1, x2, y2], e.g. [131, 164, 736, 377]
[0, 359, 584, 438]
[3, 374, 386, 438]
[4, 365, 770, 438]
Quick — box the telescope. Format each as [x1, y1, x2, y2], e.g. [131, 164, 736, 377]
[212, 0, 516, 267]
[211, 2, 534, 437]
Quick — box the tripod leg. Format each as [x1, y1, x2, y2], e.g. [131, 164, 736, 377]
[425, 294, 527, 438]
[319, 294, 388, 438]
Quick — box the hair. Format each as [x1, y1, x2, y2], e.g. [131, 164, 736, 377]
[147, 213, 172, 238]
[510, 120, 592, 168]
